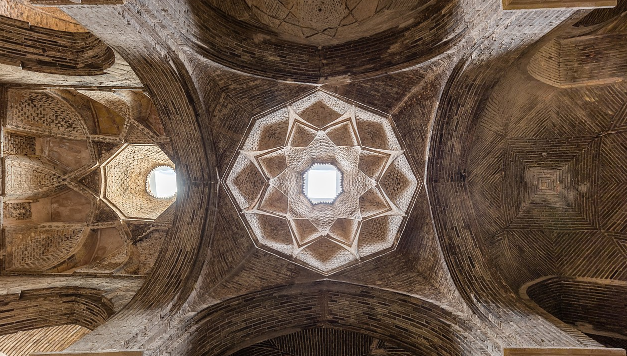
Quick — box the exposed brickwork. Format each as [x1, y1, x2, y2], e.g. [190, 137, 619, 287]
[525, 277, 627, 346]
[0, 287, 114, 335]
[4, 225, 86, 271]
[426, 8, 602, 349]
[0, 324, 90, 356]
[2, 202, 32, 220]
[4, 156, 65, 198]
[0, 0, 85, 32]
[126, 0, 466, 82]
[103, 144, 175, 220]
[529, 35, 627, 87]
[7, 90, 88, 139]
[3, 132, 36, 156]
[0, 11, 114, 75]
[225, 90, 418, 274]
[0, 0, 625, 355]
[233, 328, 415, 356]
[173, 282, 493, 356]
[1, 86, 172, 286]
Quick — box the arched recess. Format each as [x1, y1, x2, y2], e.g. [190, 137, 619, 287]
[231, 328, 416, 356]
[171, 281, 493, 356]
[45, 3, 216, 352]
[0, 0, 114, 75]
[0, 287, 115, 335]
[122, 0, 466, 83]
[438, 14, 627, 351]
[522, 277, 627, 350]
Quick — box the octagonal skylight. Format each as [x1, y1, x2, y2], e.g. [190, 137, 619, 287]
[147, 166, 177, 199]
[303, 163, 342, 204]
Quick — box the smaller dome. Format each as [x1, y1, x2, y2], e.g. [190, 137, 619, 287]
[303, 163, 342, 204]
[147, 166, 177, 199]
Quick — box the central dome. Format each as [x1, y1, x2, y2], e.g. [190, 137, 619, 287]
[225, 90, 418, 274]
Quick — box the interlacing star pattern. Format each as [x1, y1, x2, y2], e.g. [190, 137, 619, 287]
[227, 91, 418, 274]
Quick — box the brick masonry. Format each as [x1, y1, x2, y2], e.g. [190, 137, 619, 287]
[0, 0, 626, 355]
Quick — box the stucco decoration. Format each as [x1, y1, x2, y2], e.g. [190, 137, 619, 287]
[226, 91, 417, 274]
[102, 144, 175, 220]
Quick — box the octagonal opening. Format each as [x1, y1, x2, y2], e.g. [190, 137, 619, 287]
[303, 163, 342, 204]
[147, 166, 177, 199]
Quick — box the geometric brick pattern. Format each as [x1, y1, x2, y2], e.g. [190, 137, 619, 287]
[7, 90, 88, 138]
[503, 137, 599, 231]
[467, 61, 627, 291]
[4, 226, 86, 272]
[600, 130, 627, 233]
[3, 132, 36, 156]
[244, 0, 432, 45]
[226, 90, 417, 275]
[102, 144, 175, 220]
[2, 88, 172, 280]
[184, 0, 464, 82]
[3, 2, 627, 356]
[2, 202, 32, 220]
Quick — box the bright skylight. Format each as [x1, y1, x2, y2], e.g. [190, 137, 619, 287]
[303, 164, 342, 204]
[147, 166, 177, 199]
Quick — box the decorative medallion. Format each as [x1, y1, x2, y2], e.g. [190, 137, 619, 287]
[226, 91, 418, 274]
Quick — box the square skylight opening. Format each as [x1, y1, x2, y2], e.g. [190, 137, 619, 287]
[147, 166, 177, 199]
[303, 163, 342, 204]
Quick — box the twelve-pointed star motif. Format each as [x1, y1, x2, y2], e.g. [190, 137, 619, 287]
[226, 91, 418, 274]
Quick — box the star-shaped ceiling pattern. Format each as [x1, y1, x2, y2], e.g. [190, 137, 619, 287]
[226, 91, 418, 274]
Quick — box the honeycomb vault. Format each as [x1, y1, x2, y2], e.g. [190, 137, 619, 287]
[226, 91, 418, 274]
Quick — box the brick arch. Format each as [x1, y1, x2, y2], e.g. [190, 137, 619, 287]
[178, 281, 493, 356]
[0, 287, 115, 336]
[159, 0, 465, 83]
[0, 16, 114, 76]
[231, 328, 414, 356]
[426, 32, 599, 347]
[522, 276, 627, 349]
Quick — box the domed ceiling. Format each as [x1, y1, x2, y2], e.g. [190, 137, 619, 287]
[185, 0, 465, 82]
[226, 90, 417, 274]
[2, 0, 627, 355]
[102, 144, 175, 220]
[240, 0, 435, 45]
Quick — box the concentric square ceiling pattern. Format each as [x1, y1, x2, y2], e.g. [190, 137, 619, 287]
[226, 91, 418, 274]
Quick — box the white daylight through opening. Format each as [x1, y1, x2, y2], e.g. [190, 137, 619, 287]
[147, 166, 177, 199]
[303, 163, 342, 204]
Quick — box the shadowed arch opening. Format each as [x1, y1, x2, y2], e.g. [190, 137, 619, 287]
[522, 276, 627, 350]
[178, 281, 492, 356]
